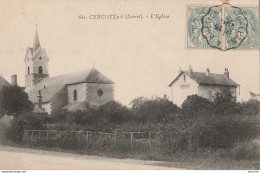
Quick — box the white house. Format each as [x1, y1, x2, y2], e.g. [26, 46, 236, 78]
[168, 66, 239, 106]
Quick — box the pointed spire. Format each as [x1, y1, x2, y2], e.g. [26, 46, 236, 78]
[33, 18, 41, 51]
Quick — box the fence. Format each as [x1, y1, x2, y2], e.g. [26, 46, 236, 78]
[23, 130, 159, 151]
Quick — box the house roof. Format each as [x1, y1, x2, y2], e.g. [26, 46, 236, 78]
[168, 71, 239, 87]
[33, 105, 47, 114]
[33, 28, 41, 51]
[0, 76, 11, 89]
[62, 102, 88, 112]
[28, 68, 114, 103]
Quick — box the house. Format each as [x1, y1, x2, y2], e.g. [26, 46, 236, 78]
[0, 75, 11, 90]
[24, 26, 115, 114]
[168, 66, 239, 106]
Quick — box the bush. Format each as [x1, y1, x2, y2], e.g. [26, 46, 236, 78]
[159, 114, 260, 154]
[97, 101, 132, 125]
[7, 112, 47, 142]
[130, 96, 179, 123]
[0, 85, 34, 116]
[56, 134, 86, 150]
[239, 99, 260, 116]
[232, 138, 260, 161]
[181, 95, 213, 118]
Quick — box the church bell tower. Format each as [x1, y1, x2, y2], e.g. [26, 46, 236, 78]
[25, 25, 49, 92]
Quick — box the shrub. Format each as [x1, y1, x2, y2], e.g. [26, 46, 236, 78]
[239, 99, 260, 116]
[232, 138, 260, 161]
[159, 114, 260, 153]
[0, 85, 34, 116]
[97, 101, 132, 125]
[7, 112, 47, 142]
[181, 95, 213, 118]
[56, 134, 85, 150]
[130, 96, 179, 123]
[213, 88, 240, 115]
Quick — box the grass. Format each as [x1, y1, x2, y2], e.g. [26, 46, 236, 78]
[231, 138, 260, 161]
[1, 139, 260, 170]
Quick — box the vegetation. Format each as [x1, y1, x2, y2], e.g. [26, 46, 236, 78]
[0, 85, 34, 117]
[4, 88, 260, 168]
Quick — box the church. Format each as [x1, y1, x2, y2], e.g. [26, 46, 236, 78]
[24, 27, 115, 114]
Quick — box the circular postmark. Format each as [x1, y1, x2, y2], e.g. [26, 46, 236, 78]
[201, 3, 248, 51]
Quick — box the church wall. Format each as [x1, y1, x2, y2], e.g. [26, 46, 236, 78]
[67, 83, 87, 103]
[42, 103, 51, 114]
[86, 83, 114, 106]
[50, 87, 68, 114]
[33, 59, 48, 74]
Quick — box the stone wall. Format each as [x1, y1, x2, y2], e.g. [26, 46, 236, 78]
[51, 86, 68, 114]
[86, 83, 114, 106]
[67, 83, 87, 103]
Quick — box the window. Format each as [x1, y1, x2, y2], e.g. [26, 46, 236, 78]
[39, 56, 42, 60]
[38, 66, 43, 74]
[73, 90, 77, 101]
[97, 89, 103, 97]
[28, 66, 30, 74]
[183, 75, 186, 82]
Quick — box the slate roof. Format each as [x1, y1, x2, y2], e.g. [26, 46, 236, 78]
[28, 68, 114, 103]
[168, 71, 239, 87]
[0, 76, 11, 89]
[33, 29, 41, 51]
[33, 105, 47, 114]
[62, 102, 88, 112]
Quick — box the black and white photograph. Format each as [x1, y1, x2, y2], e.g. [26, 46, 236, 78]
[0, 0, 259, 171]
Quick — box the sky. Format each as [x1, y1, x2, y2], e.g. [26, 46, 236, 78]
[0, 0, 258, 106]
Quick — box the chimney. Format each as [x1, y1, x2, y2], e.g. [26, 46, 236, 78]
[206, 68, 210, 76]
[37, 90, 42, 109]
[11, 75, 17, 86]
[178, 67, 182, 74]
[224, 68, 229, 78]
[188, 65, 193, 75]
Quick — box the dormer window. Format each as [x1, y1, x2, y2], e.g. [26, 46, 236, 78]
[39, 56, 42, 60]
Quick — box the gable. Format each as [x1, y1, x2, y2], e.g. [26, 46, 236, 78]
[0, 76, 11, 90]
[27, 68, 114, 103]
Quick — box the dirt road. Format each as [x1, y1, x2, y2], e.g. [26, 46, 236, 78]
[0, 145, 181, 170]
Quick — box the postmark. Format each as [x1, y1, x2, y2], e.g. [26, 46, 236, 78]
[187, 4, 258, 50]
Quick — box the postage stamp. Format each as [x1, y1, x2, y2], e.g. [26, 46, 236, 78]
[187, 4, 258, 50]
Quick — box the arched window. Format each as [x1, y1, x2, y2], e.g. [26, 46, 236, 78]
[73, 90, 77, 101]
[28, 66, 30, 74]
[38, 66, 43, 74]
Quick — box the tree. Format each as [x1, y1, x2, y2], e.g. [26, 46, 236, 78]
[213, 88, 239, 115]
[0, 85, 34, 116]
[97, 100, 132, 125]
[7, 112, 47, 142]
[181, 94, 213, 118]
[130, 96, 179, 123]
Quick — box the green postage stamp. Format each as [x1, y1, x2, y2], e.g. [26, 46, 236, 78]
[187, 4, 258, 50]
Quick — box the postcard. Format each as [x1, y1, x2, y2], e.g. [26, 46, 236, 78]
[0, 0, 259, 171]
